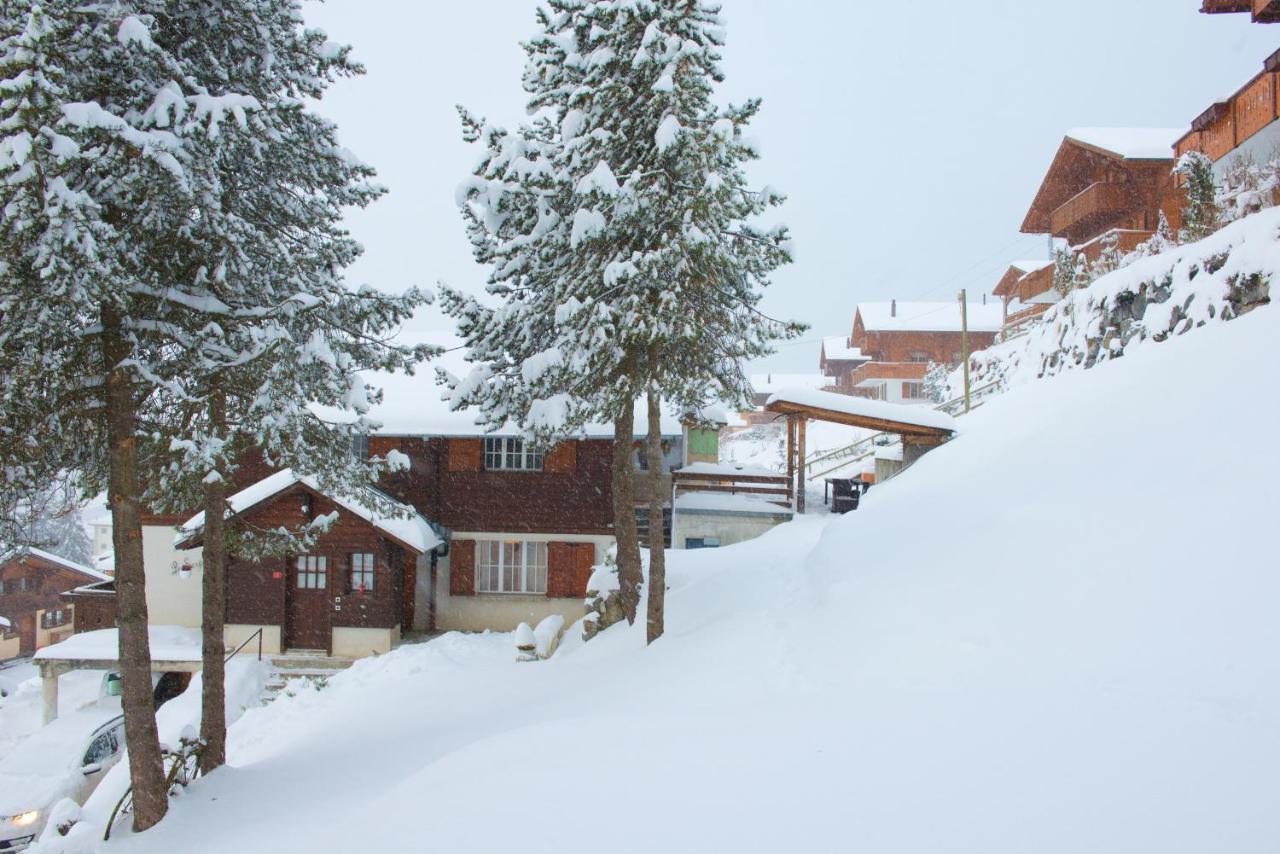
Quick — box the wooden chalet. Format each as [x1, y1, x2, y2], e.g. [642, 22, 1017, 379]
[993, 260, 1055, 339]
[0, 548, 110, 658]
[819, 337, 869, 394]
[1021, 128, 1185, 261]
[1175, 48, 1280, 178]
[834, 300, 1002, 402]
[1200, 0, 1280, 22]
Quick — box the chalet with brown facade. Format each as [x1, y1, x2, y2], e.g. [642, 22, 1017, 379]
[0, 548, 110, 659]
[1021, 128, 1185, 264]
[819, 337, 869, 393]
[1200, 0, 1280, 23]
[993, 259, 1055, 338]
[1175, 48, 1280, 185]
[830, 300, 1002, 403]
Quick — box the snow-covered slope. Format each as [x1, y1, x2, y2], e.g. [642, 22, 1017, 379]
[970, 207, 1277, 390]
[62, 304, 1280, 853]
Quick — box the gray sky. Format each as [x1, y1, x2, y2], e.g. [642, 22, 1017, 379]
[302, 0, 1275, 373]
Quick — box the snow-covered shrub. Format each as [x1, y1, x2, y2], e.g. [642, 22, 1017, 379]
[1218, 150, 1280, 226]
[582, 548, 625, 642]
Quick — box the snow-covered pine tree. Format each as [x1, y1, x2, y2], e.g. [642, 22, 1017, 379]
[120, 0, 434, 772]
[443, 1, 802, 642]
[0, 1, 215, 829]
[1177, 150, 1219, 242]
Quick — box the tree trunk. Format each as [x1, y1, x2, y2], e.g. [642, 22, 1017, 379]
[102, 306, 168, 831]
[612, 402, 642, 624]
[199, 388, 227, 773]
[645, 388, 666, 645]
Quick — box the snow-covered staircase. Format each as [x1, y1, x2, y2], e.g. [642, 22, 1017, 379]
[263, 651, 355, 703]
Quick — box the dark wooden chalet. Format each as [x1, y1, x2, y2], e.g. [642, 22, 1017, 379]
[0, 548, 110, 656]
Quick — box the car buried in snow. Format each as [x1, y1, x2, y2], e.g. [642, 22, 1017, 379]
[0, 710, 126, 851]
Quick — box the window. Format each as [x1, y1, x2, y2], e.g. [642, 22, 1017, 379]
[686, 537, 721, 549]
[475, 541, 548, 594]
[904, 381, 928, 400]
[908, 351, 930, 363]
[83, 730, 117, 767]
[483, 437, 544, 471]
[295, 555, 327, 590]
[41, 608, 70, 629]
[348, 553, 375, 593]
[350, 433, 369, 463]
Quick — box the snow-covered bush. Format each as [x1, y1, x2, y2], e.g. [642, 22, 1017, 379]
[1218, 149, 1280, 226]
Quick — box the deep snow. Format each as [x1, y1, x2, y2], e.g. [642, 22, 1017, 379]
[34, 302, 1280, 853]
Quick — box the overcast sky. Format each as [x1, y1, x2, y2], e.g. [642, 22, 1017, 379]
[301, 0, 1275, 374]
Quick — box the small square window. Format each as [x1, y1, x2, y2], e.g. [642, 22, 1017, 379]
[348, 553, 375, 593]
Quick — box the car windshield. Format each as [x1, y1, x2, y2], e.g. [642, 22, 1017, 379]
[0, 714, 122, 777]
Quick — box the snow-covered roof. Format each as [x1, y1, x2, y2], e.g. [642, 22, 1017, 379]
[180, 469, 442, 555]
[673, 492, 794, 516]
[1065, 127, 1181, 161]
[679, 462, 783, 479]
[821, 336, 866, 362]
[0, 615, 10, 629]
[856, 302, 1004, 334]
[750, 374, 830, 395]
[1010, 259, 1054, 276]
[34, 626, 202, 662]
[766, 387, 958, 433]
[3, 547, 111, 582]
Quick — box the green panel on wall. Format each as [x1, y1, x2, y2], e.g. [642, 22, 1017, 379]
[688, 427, 719, 459]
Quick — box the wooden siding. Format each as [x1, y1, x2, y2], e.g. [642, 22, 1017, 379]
[224, 485, 411, 649]
[0, 554, 103, 653]
[449, 540, 475, 596]
[1049, 182, 1133, 239]
[1176, 63, 1280, 165]
[546, 542, 594, 598]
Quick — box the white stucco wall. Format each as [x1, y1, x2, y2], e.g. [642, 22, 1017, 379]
[143, 525, 203, 628]
[0, 631, 21, 661]
[432, 532, 609, 633]
[672, 509, 792, 550]
[224, 624, 282, 657]
[332, 626, 398, 659]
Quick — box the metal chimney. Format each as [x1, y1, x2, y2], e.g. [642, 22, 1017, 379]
[891, 299, 896, 317]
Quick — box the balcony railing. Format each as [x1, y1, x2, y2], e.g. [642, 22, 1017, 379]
[1049, 182, 1133, 238]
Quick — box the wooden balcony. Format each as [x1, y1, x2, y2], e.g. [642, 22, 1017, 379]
[1049, 182, 1134, 241]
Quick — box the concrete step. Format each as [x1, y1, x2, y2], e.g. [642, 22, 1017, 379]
[271, 655, 354, 671]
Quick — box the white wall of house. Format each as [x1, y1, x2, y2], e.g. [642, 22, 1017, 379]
[430, 532, 610, 633]
[672, 509, 793, 550]
[332, 625, 399, 659]
[143, 525, 203, 628]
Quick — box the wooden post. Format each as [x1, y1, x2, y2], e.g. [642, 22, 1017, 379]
[785, 416, 796, 507]
[796, 418, 807, 515]
[959, 289, 972, 414]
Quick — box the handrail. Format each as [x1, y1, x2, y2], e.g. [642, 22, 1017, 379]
[225, 627, 264, 664]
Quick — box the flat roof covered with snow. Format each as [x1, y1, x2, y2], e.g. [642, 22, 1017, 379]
[1065, 127, 1182, 160]
[766, 388, 957, 435]
[34, 626, 202, 663]
[856, 301, 1003, 334]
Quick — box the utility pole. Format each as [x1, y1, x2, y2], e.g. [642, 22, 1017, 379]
[959, 289, 972, 413]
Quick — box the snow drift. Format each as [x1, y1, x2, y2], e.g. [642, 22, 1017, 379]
[54, 305, 1280, 853]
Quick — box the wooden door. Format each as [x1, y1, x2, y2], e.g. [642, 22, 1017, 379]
[286, 555, 331, 652]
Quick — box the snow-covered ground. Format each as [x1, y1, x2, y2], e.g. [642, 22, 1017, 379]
[0, 662, 116, 763]
[34, 299, 1280, 853]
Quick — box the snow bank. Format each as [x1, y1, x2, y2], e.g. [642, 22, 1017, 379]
[970, 207, 1278, 390]
[79, 301, 1280, 852]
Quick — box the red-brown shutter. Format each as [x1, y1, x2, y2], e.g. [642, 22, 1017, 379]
[546, 542, 575, 598]
[543, 441, 578, 474]
[447, 439, 482, 472]
[572, 543, 595, 597]
[449, 540, 476, 596]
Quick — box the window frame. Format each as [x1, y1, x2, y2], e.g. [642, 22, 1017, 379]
[347, 552, 376, 594]
[295, 555, 328, 590]
[903, 381, 928, 400]
[350, 433, 370, 463]
[474, 540, 548, 595]
[482, 437, 544, 472]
